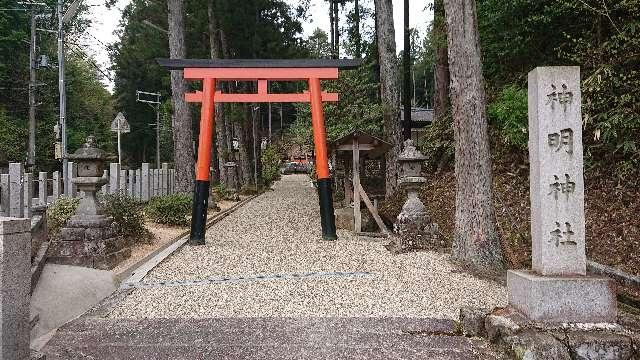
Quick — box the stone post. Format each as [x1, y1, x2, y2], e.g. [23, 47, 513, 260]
[161, 163, 169, 196]
[119, 170, 127, 194]
[69, 162, 78, 198]
[109, 163, 120, 194]
[507, 66, 616, 324]
[9, 163, 23, 218]
[0, 174, 9, 217]
[23, 173, 32, 218]
[134, 169, 141, 200]
[0, 217, 31, 360]
[141, 163, 150, 201]
[38, 172, 47, 206]
[52, 171, 61, 202]
[127, 170, 134, 197]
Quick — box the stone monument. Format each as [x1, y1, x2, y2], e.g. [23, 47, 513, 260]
[387, 140, 441, 254]
[508, 67, 616, 323]
[48, 136, 131, 270]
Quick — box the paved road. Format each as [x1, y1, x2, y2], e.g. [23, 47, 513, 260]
[42, 175, 506, 359]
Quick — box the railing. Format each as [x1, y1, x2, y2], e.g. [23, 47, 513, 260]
[0, 162, 177, 218]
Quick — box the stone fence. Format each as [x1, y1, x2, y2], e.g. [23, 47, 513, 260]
[0, 162, 178, 219]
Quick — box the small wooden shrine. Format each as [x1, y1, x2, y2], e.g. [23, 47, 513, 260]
[330, 131, 391, 234]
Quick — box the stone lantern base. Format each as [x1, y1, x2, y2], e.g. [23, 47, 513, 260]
[48, 214, 130, 270]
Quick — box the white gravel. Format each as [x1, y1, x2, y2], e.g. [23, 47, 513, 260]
[109, 174, 507, 319]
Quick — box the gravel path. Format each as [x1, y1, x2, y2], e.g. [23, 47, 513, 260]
[109, 174, 506, 319]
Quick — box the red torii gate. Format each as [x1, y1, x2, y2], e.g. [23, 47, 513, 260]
[158, 58, 362, 244]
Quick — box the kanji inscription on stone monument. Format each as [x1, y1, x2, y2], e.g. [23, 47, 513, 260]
[529, 66, 586, 275]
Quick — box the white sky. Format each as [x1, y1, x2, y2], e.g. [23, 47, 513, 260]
[85, 0, 432, 90]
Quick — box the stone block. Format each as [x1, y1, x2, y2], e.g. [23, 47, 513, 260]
[507, 270, 616, 324]
[0, 217, 31, 360]
[9, 162, 24, 218]
[502, 329, 571, 360]
[0, 216, 30, 235]
[485, 313, 522, 343]
[58, 227, 86, 241]
[460, 307, 490, 338]
[565, 331, 635, 360]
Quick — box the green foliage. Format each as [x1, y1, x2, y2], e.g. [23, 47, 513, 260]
[0, 108, 27, 164]
[145, 194, 192, 227]
[487, 85, 529, 150]
[288, 63, 384, 150]
[101, 193, 153, 244]
[261, 143, 282, 187]
[477, 0, 640, 177]
[419, 115, 455, 170]
[46, 197, 80, 238]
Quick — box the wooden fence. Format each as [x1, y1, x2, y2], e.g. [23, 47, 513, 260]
[0, 162, 177, 218]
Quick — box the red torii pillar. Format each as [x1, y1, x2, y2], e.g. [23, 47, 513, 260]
[159, 59, 361, 244]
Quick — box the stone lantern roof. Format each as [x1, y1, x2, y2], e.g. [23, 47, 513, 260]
[67, 135, 108, 160]
[398, 139, 427, 162]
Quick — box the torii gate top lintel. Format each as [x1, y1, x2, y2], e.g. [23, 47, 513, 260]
[157, 58, 362, 244]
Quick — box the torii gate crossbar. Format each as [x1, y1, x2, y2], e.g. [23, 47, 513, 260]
[158, 58, 362, 244]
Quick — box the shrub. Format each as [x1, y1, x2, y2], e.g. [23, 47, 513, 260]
[261, 143, 282, 187]
[47, 197, 80, 238]
[101, 193, 153, 244]
[146, 193, 192, 226]
[488, 85, 528, 150]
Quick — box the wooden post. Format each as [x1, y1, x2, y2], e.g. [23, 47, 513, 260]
[352, 138, 361, 233]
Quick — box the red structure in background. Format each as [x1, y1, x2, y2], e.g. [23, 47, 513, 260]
[158, 59, 361, 244]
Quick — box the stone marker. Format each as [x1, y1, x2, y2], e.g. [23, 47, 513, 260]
[0, 217, 31, 360]
[508, 67, 616, 324]
[9, 163, 23, 218]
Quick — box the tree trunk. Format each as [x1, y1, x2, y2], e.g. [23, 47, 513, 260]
[443, 0, 505, 274]
[402, 0, 411, 140]
[329, 0, 335, 58]
[434, 0, 450, 120]
[333, 1, 340, 58]
[167, 0, 194, 193]
[354, 0, 361, 58]
[374, 0, 402, 196]
[238, 104, 253, 187]
[208, 0, 226, 185]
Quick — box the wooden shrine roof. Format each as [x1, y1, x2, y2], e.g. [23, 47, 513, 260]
[330, 130, 392, 159]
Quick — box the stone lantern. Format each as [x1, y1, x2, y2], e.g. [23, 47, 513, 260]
[388, 139, 441, 253]
[48, 136, 131, 270]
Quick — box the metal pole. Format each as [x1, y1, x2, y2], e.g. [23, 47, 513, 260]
[28, 10, 36, 168]
[156, 103, 161, 169]
[117, 121, 121, 164]
[57, 0, 68, 196]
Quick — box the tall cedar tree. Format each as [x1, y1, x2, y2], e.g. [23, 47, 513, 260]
[167, 0, 194, 193]
[374, 0, 402, 196]
[444, 0, 505, 274]
[433, 0, 449, 120]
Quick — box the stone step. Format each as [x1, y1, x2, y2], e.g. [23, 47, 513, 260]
[42, 317, 504, 359]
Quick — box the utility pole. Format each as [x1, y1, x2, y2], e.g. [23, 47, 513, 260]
[57, 0, 69, 195]
[136, 90, 162, 169]
[28, 9, 37, 168]
[402, 0, 412, 141]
